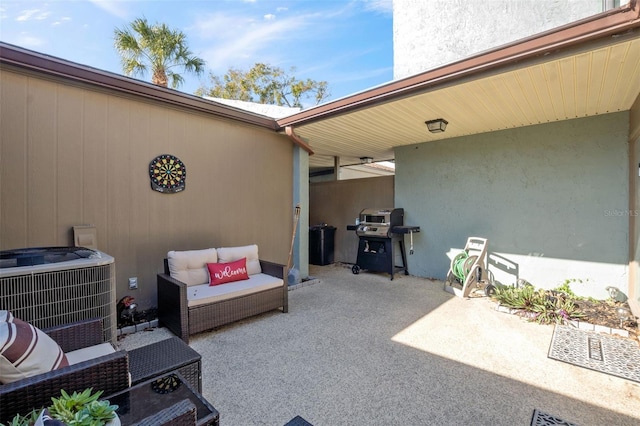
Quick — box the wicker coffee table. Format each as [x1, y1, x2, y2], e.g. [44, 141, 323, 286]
[106, 372, 219, 426]
[128, 336, 202, 392]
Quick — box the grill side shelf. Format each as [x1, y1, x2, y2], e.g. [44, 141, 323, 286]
[391, 226, 420, 234]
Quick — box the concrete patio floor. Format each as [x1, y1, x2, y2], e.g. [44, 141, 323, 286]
[118, 264, 640, 425]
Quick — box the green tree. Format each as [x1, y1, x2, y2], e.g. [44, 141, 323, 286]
[196, 63, 330, 108]
[114, 18, 205, 89]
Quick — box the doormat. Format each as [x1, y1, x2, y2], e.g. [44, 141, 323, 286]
[548, 325, 640, 383]
[530, 409, 577, 426]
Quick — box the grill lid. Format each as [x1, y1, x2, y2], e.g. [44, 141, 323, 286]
[356, 208, 404, 237]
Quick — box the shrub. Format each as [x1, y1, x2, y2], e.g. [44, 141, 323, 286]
[492, 284, 584, 324]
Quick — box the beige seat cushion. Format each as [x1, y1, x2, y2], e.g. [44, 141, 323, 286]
[167, 248, 218, 286]
[187, 273, 283, 307]
[217, 244, 262, 275]
[65, 342, 116, 365]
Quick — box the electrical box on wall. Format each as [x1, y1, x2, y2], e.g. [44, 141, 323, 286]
[129, 277, 138, 289]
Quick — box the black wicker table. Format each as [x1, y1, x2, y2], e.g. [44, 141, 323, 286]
[105, 372, 219, 426]
[128, 336, 202, 392]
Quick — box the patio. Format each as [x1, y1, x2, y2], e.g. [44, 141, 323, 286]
[118, 264, 640, 426]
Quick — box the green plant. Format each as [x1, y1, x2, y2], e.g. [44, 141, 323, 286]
[553, 278, 600, 302]
[492, 283, 541, 309]
[530, 293, 585, 324]
[553, 279, 579, 298]
[5, 388, 117, 426]
[492, 284, 585, 325]
[6, 410, 40, 426]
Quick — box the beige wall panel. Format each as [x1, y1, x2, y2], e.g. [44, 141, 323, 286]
[105, 96, 133, 281]
[0, 68, 293, 309]
[128, 106, 152, 291]
[81, 91, 109, 246]
[27, 78, 57, 246]
[56, 85, 84, 244]
[0, 72, 28, 248]
[309, 176, 394, 264]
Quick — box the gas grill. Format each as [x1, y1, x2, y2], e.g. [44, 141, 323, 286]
[347, 208, 420, 280]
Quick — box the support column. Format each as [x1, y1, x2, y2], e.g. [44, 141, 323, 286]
[293, 145, 309, 280]
[334, 156, 341, 180]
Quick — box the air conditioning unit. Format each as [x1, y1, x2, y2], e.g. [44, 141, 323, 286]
[0, 247, 116, 343]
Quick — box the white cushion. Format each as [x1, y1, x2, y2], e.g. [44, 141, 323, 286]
[217, 244, 261, 275]
[65, 343, 116, 365]
[187, 273, 283, 307]
[168, 248, 218, 286]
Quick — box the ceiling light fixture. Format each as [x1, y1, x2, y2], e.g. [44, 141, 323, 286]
[425, 118, 448, 133]
[359, 157, 373, 164]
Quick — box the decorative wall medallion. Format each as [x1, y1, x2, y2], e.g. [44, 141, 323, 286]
[149, 154, 186, 193]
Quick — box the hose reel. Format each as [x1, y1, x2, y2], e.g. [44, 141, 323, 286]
[444, 237, 492, 298]
[451, 252, 482, 282]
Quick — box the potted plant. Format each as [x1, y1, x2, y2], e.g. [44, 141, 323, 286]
[7, 388, 119, 426]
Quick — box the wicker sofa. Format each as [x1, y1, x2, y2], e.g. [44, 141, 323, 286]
[0, 318, 130, 424]
[157, 244, 288, 343]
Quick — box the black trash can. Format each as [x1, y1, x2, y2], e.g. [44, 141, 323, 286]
[309, 225, 336, 266]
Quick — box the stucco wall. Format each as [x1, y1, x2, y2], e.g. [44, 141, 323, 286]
[393, 0, 605, 79]
[0, 67, 293, 310]
[630, 93, 640, 316]
[395, 113, 629, 299]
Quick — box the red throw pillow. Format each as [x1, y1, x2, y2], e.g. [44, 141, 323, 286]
[207, 258, 249, 286]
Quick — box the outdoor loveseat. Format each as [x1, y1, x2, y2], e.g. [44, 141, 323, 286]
[157, 244, 288, 343]
[0, 317, 129, 424]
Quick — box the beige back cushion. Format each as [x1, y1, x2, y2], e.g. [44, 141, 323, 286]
[217, 244, 262, 275]
[167, 248, 218, 286]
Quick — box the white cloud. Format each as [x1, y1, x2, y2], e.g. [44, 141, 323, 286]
[52, 16, 71, 26]
[331, 65, 393, 84]
[193, 12, 311, 72]
[263, 14, 276, 21]
[13, 32, 46, 47]
[362, 0, 393, 15]
[87, 0, 129, 20]
[276, 7, 288, 13]
[16, 9, 50, 22]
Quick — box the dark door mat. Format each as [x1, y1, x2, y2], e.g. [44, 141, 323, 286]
[284, 415, 313, 426]
[548, 325, 640, 383]
[531, 409, 577, 426]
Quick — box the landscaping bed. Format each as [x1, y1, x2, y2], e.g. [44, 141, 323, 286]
[489, 284, 639, 343]
[573, 298, 638, 341]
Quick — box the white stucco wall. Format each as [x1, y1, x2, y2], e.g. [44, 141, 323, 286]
[395, 112, 629, 300]
[393, 0, 608, 79]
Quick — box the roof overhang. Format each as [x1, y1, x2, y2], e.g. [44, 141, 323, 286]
[277, 1, 640, 171]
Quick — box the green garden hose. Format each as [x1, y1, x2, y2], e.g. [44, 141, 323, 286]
[452, 252, 469, 280]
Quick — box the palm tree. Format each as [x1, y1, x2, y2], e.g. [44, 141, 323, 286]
[114, 18, 205, 89]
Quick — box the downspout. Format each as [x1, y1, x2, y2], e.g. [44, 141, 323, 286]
[285, 126, 314, 155]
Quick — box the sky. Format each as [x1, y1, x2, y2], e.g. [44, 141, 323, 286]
[0, 0, 394, 104]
